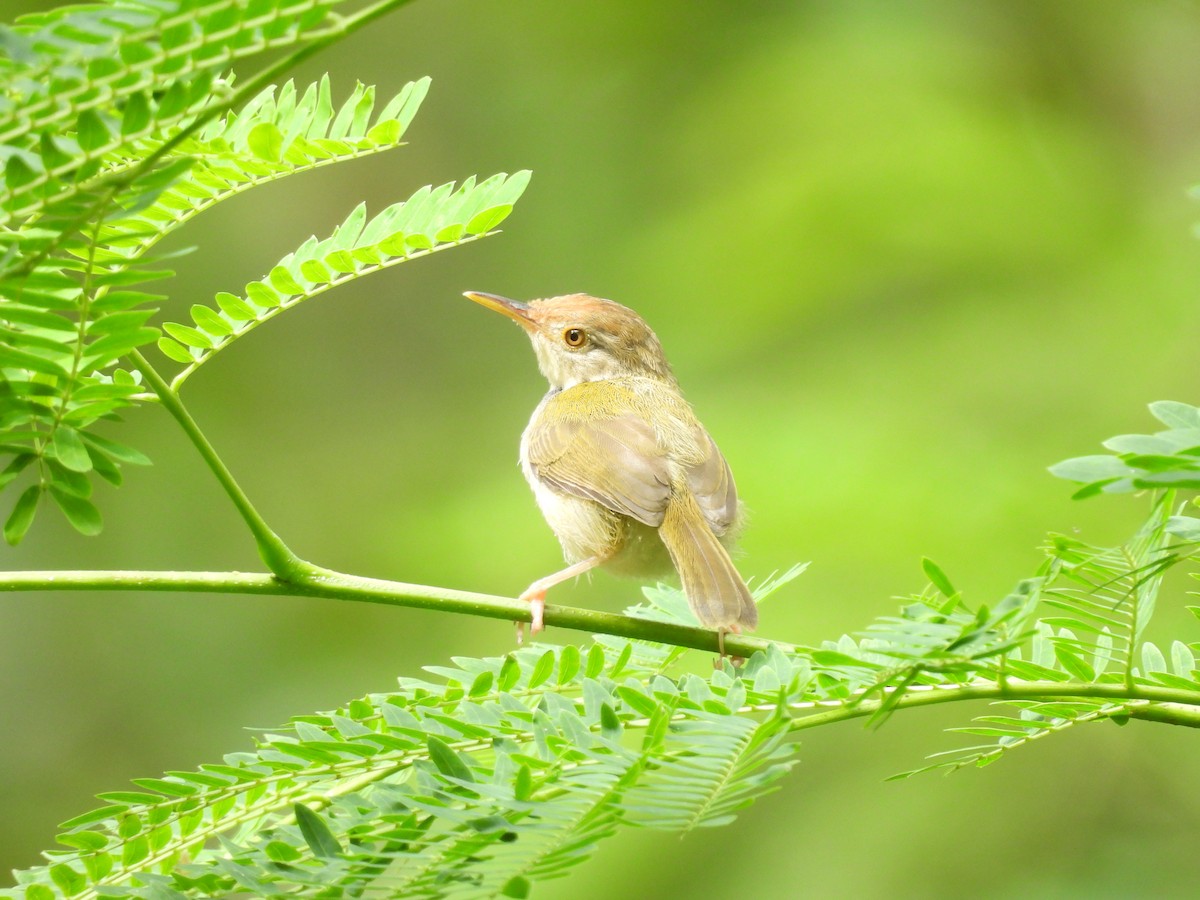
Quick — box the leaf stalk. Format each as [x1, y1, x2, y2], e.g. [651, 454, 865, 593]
[128, 350, 307, 578]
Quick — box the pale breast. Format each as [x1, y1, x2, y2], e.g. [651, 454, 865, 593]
[524, 466, 622, 563]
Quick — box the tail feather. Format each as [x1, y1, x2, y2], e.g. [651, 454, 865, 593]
[659, 492, 757, 631]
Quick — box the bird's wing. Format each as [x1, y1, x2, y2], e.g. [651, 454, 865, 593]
[525, 413, 671, 527]
[684, 425, 739, 535]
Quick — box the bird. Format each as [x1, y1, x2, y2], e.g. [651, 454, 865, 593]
[464, 291, 757, 644]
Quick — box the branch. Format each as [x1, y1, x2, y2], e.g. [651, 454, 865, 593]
[1127, 703, 1200, 728]
[784, 680, 1200, 730]
[129, 351, 304, 577]
[0, 568, 796, 657]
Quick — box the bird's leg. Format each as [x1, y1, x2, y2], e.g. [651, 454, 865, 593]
[517, 556, 604, 642]
[713, 624, 744, 669]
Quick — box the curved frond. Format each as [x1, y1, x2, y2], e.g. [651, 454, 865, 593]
[91, 76, 431, 271]
[623, 708, 796, 832]
[158, 170, 532, 388]
[1036, 494, 1176, 676]
[3, 597, 807, 899]
[891, 494, 1198, 779]
[0, 0, 354, 226]
[0, 0, 520, 543]
[889, 698, 1131, 779]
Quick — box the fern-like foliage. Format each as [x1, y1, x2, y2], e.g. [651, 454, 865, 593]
[5, 409, 1200, 895]
[3, 577, 807, 899]
[5, 3, 1200, 894]
[1, 0, 350, 240]
[0, 0, 526, 544]
[889, 491, 1200, 778]
[93, 75, 432, 285]
[158, 170, 531, 386]
[1049, 400, 1200, 496]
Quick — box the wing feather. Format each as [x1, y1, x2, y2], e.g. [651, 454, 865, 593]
[525, 414, 671, 526]
[685, 426, 739, 535]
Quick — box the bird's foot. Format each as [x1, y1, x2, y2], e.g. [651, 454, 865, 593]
[713, 625, 745, 669]
[516, 587, 547, 645]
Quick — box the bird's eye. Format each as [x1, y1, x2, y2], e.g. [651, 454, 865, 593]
[563, 328, 586, 348]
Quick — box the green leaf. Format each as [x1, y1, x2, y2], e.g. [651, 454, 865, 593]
[528, 650, 556, 688]
[1123, 453, 1198, 472]
[514, 765, 533, 802]
[246, 281, 281, 308]
[499, 654, 521, 691]
[1166, 515, 1200, 542]
[501, 876, 532, 899]
[0, 342, 70, 376]
[76, 108, 111, 152]
[1133, 471, 1200, 489]
[163, 322, 214, 349]
[1148, 400, 1200, 430]
[216, 292, 257, 321]
[366, 118, 401, 145]
[5, 153, 38, 189]
[160, 171, 531, 389]
[191, 304, 233, 336]
[265, 840, 303, 862]
[4, 485, 40, 546]
[293, 803, 342, 858]
[248, 122, 284, 161]
[557, 644, 581, 684]
[466, 204, 514, 235]
[121, 90, 152, 135]
[269, 265, 305, 295]
[50, 863, 87, 895]
[426, 735, 474, 782]
[47, 460, 91, 498]
[49, 485, 102, 536]
[921, 557, 957, 598]
[1052, 644, 1095, 681]
[616, 685, 659, 718]
[1170, 640, 1195, 677]
[299, 259, 331, 283]
[1142, 641, 1168, 675]
[158, 336, 194, 363]
[51, 425, 93, 473]
[1048, 455, 1131, 484]
[585, 642, 606, 678]
[0, 452, 35, 490]
[468, 670, 494, 697]
[599, 703, 621, 740]
[82, 432, 152, 466]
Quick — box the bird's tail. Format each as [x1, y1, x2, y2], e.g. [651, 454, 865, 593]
[659, 491, 757, 631]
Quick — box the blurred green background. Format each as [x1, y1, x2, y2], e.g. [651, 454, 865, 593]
[4, 0, 1200, 895]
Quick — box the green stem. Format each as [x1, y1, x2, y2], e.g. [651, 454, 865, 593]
[5, 568, 1199, 722]
[786, 680, 1200, 731]
[128, 351, 305, 578]
[1127, 703, 1200, 728]
[0, 568, 794, 657]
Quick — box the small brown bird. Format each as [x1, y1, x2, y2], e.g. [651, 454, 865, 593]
[464, 291, 757, 642]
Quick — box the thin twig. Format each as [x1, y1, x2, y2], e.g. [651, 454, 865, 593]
[0, 568, 796, 657]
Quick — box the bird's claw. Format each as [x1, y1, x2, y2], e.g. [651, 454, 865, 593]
[712, 626, 746, 669]
[516, 588, 547, 645]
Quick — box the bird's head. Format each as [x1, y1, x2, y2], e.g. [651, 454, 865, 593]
[464, 291, 675, 390]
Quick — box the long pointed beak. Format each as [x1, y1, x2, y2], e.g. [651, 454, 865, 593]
[463, 291, 536, 331]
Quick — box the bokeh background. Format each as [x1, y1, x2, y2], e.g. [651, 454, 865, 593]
[4, 0, 1200, 895]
